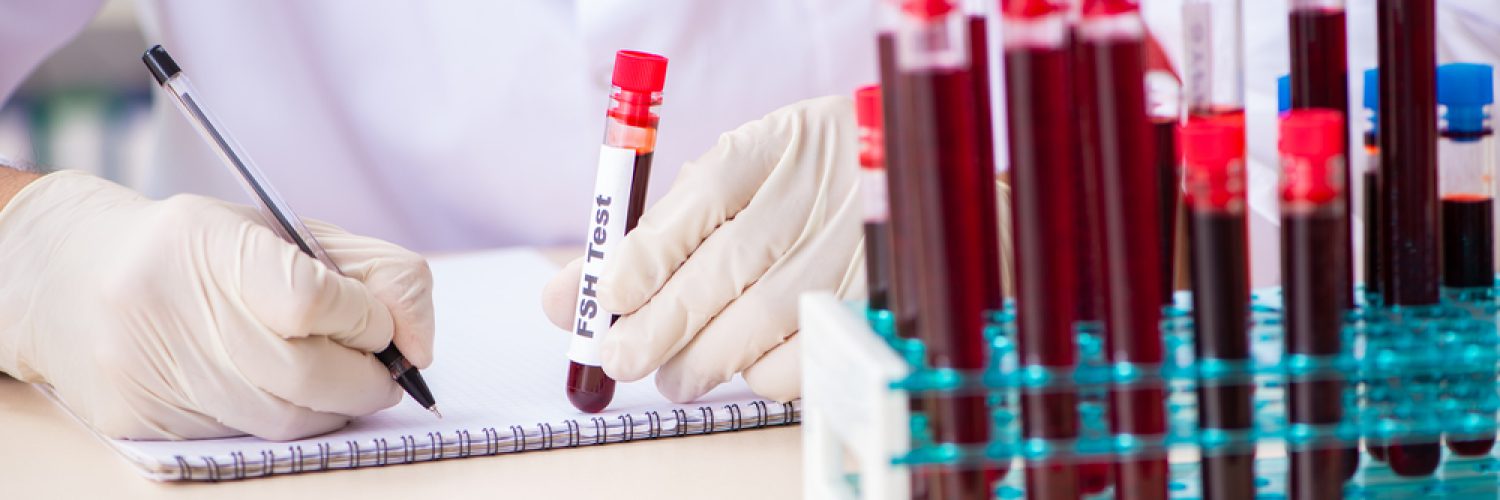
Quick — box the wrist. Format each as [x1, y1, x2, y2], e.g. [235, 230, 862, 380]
[0, 167, 39, 211]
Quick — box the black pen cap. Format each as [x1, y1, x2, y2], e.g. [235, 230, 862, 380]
[142, 45, 181, 85]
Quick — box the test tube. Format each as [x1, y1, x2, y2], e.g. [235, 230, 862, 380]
[1362, 69, 1384, 300]
[565, 51, 667, 413]
[1076, 1, 1168, 497]
[1287, 0, 1353, 306]
[877, 8, 923, 341]
[885, 0, 996, 496]
[1063, 0, 1115, 492]
[1377, 0, 1442, 477]
[1361, 70, 1391, 464]
[1279, 110, 1352, 499]
[965, 0, 1005, 310]
[857, 85, 896, 312]
[1149, 79, 1180, 308]
[1182, 119, 1254, 498]
[1438, 63, 1496, 290]
[1437, 62, 1497, 457]
[999, 1, 1082, 497]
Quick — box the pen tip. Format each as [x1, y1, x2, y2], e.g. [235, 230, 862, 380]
[429, 406, 443, 419]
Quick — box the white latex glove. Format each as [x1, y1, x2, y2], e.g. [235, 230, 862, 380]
[0, 171, 435, 441]
[542, 96, 867, 404]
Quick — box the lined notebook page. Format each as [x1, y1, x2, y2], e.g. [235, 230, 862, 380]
[85, 249, 792, 480]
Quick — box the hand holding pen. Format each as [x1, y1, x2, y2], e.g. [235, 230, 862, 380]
[143, 45, 440, 418]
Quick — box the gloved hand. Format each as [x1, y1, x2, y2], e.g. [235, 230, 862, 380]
[542, 96, 867, 404]
[0, 171, 434, 441]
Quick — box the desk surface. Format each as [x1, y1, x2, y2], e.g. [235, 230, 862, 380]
[0, 248, 803, 499]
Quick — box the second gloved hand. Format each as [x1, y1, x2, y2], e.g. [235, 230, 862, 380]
[0, 172, 434, 440]
[543, 96, 865, 403]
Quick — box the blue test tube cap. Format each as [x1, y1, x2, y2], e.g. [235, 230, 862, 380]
[1363, 68, 1379, 134]
[1438, 63, 1494, 134]
[1277, 74, 1291, 114]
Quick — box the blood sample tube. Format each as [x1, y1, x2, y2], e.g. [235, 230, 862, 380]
[878, 10, 924, 341]
[1076, 1, 1169, 497]
[1288, 0, 1353, 306]
[1438, 63, 1496, 290]
[1437, 62, 1497, 457]
[1279, 110, 1352, 499]
[885, 1, 997, 497]
[1361, 68, 1391, 464]
[964, 0, 1005, 311]
[1062, 1, 1114, 492]
[1148, 75, 1181, 308]
[1362, 69, 1384, 301]
[565, 50, 667, 413]
[1182, 119, 1254, 499]
[1378, 0, 1442, 477]
[857, 85, 896, 312]
[1000, 1, 1082, 497]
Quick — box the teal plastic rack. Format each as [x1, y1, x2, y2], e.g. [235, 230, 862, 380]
[861, 286, 1500, 499]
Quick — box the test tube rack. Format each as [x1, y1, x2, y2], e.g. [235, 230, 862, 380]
[801, 287, 1500, 499]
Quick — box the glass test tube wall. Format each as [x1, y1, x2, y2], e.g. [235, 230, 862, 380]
[1287, 0, 1353, 305]
[1438, 63, 1496, 290]
[566, 51, 667, 413]
[857, 85, 896, 312]
[999, 0, 1083, 497]
[883, 0, 1000, 497]
[1363, 69, 1384, 299]
[1076, 0, 1168, 497]
[1182, 118, 1255, 499]
[1279, 110, 1353, 499]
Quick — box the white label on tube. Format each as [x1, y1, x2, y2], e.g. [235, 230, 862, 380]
[567, 144, 638, 367]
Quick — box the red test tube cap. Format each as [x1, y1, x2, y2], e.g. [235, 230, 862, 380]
[612, 50, 668, 93]
[1182, 122, 1238, 172]
[1279, 109, 1343, 160]
[1279, 109, 1344, 203]
[855, 84, 885, 168]
[1002, 0, 1062, 18]
[855, 85, 883, 130]
[900, 0, 956, 19]
[1082, 0, 1140, 16]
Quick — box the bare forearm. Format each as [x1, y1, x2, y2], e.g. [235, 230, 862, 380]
[0, 167, 39, 211]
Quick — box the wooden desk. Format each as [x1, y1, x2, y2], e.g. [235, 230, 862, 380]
[0, 248, 803, 499]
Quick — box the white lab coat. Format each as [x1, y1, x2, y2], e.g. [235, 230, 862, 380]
[0, 0, 879, 251]
[2, 0, 1497, 284]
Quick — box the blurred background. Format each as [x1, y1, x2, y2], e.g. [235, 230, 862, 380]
[0, 0, 150, 185]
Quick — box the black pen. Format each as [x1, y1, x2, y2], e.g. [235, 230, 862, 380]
[142, 45, 439, 418]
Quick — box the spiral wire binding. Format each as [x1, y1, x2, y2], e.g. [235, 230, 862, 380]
[167, 400, 800, 481]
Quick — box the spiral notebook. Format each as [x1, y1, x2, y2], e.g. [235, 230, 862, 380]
[44, 248, 798, 481]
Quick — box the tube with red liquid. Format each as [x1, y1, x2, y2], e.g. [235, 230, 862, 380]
[857, 86, 896, 312]
[1437, 63, 1496, 290]
[1437, 62, 1497, 457]
[1287, 0, 1353, 305]
[1279, 110, 1352, 499]
[1362, 68, 1384, 301]
[1000, 1, 1082, 497]
[1148, 73, 1181, 308]
[1183, 119, 1255, 498]
[1377, 0, 1443, 477]
[885, 1, 998, 497]
[964, 0, 1004, 310]
[565, 51, 667, 413]
[1076, 1, 1168, 497]
[876, 19, 925, 340]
